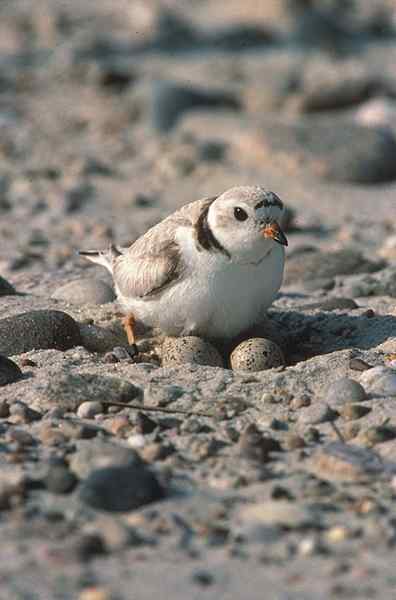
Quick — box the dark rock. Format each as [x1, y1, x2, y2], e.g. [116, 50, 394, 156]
[151, 80, 240, 132]
[79, 461, 164, 512]
[0, 356, 22, 385]
[44, 465, 78, 494]
[9, 401, 41, 422]
[40, 373, 143, 412]
[284, 248, 383, 285]
[0, 311, 81, 356]
[135, 412, 157, 435]
[64, 181, 95, 213]
[261, 118, 396, 183]
[52, 279, 115, 305]
[0, 276, 16, 296]
[349, 358, 372, 371]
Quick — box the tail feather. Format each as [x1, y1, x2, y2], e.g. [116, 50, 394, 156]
[78, 244, 122, 274]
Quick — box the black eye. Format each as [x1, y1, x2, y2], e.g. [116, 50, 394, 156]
[234, 207, 248, 222]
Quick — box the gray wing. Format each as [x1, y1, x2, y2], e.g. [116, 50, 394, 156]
[113, 196, 216, 299]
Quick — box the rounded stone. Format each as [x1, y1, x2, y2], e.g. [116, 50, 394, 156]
[79, 462, 164, 512]
[52, 278, 115, 305]
[77, 401, 104, 419]
[0, 355, 22, 386]
[324, 377, 367, 406]
[298, 403, 335, 426]
[0, 310, 81, 356]
[230, 338, 285, 372]
[360, 367, 396, 396]
[161, 336, 223, 368]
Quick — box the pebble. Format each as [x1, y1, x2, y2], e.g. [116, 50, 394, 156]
[40, 373, 143, 411]
[52, 278, 115, 305]
[298, 403, 335, 425]
[0, 355, 22, 386]
[230, 338, 284, 372]
[69, 440, 144, 479]
[135, 412, 157, 434]
[360, 425, 396, 446]
[151, 79, 239, 132]
[0, 310, 81, 356]
[44, 465, 78, 494]
[77, 401, 104, 419]
[79, 324, 125, 353]
[0, 401, 10, 418]
[238, 500, 313, 529]
[284, 433, 305, 450]
[349, 357, 372, 371]
[161, 336, 223, 368]
[79, 461, 164, 512]
[324, 377, 367, 406]
[308, 442, 384, 481]
[0, 275, 16, 296]
[237, 424, 282, 462]
[0, 468, 26, 510]
[9, 401, 42, 423]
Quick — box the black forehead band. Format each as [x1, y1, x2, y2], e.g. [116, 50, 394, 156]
[255, 194, 283, 210]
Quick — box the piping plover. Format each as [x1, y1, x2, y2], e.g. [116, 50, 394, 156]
[79, 186, 287, 349]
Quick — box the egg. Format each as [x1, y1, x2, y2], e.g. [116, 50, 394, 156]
[161, 336, 224, 368]
[230, 337, 285, 372]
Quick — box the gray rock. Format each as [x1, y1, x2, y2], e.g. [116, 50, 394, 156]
[40, 373, 143, 411]
[0, 276, 16, 296]
[230, 338, 284, 372]
[0, 355, 22, 386]
[0, 310, 81, 356]
[79, 324, 125, 353]
[70, 439, 143, 479]
[52, 278, 115, 305]
[284, 248, 383, 285]
[324, 377, 367, 406]
[261, 118, 396, 183]
[308, 442, 384, 481]
[162, 336, 224, 368]
[79, 461, 164, 512]
[337, 267, 396, 298]
[367, 371, 396, 397]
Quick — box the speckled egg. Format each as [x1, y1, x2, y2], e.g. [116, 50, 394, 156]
[161, 336, 224, 368]
[230, 337, 285, 372]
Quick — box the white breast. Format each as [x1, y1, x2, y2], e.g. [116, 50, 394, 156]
[118, 227, 284, 340]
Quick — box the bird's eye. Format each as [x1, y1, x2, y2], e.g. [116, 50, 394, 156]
[234, 207, 248, 221]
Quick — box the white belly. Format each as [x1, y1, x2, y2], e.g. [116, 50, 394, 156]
[119, 244, 284, 340]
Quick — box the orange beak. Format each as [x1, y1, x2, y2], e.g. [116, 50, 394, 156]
[261, 221, 288, 246]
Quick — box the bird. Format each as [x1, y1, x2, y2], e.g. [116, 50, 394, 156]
[79, 186, 288, 353]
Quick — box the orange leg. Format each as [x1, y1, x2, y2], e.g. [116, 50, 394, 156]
[122, 313, 138, 355]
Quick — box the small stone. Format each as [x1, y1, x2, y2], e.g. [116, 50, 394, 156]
[290, 395, 311, 409]
[308, 442, 384, 481]
[239, 500, 313, 529]
[79, 324, 125, 353]
[127, 433, 146, 449]
[304, 427, 320, 444]
[7, 428, 35, 446]
[324, 377, 367, 406]
[0, 311, 81, 356]
[191, 569, 214, 587]
[0, 355, 22, 386]
[40, 373, 143, 411]
[52, 278, 115, 305]
[298, 403, 335, 425]
[0, 276, 16, 296]
[77, 401, 104, 419]
[237, 423, 282, 462]
[326, 526, 350, 544]
[79, 461, 164, 512]
[0, 468, 26, 509]
[365, 370, 396, 396]
[284, 433, 306, 450]
[162, 336, 223, 368]
[261, 392, 276, 404]
[140, 442, 175, 462]
[44, 465, 78, 494]
[360, 425, 396, 446]
[340, 403, 371, 421]
[230, 338, 285, 372]
[9, 401, 42, 423]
